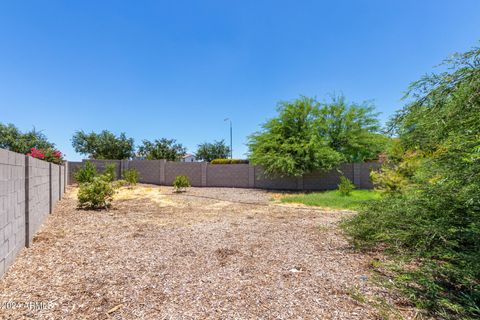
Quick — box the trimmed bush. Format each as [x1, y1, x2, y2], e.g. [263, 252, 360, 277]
[338, 176, 355, 196]
[173, 175, 190, 192]
[123, 168, 139, 186]
[77, 176, 115, 209]
[74, 161, 97, 184]
[211, 159, 249, 164]
[103, 163, 117, 182]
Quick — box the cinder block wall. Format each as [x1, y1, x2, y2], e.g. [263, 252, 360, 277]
[27, 157, 50, 245]
[0, 150, 26, 277]
[253, 166, 299, 190]
[207, 164, 250, 188]
[0, 148, 66, 278]
[165, 162, 203, 187]
[68, 159, 379, 190]
[129, 160, 163, 185]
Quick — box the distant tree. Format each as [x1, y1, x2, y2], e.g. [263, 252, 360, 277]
[0, 122, 54, 154]
[137, 138, 186, 161]
[195, 140, 231, 162]
[248, 95, 386, 177]
[71, 130, 134, 159]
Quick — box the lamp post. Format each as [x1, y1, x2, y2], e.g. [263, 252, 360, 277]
[224, 118, 232, 159]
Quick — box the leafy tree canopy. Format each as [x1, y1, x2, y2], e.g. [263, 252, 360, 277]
[248, 95, 387, 177]
[315, 95, 386, 162]
[195, 140, 231, 162]
[0, 122, 54, 154]
[72, 130, 134, 159]
[137, 138, 186, 161]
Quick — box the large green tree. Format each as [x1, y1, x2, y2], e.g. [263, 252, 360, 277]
[195, 140, 230, 162]
[344, 46, 480, 319]
[0, 123, 54, 154]
[315, 95, 387, 162]
[71, 130, 134, 159]
[137, 138, 186, 161]
[248, 95, 386, 177]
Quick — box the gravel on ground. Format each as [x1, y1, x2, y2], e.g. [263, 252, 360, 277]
[0, 185, 417, 319]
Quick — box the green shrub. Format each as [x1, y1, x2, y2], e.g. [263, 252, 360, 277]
[370, 151, 422, 195]
[173, 175, 190, 192]
[77, 176, 115, 209]
[74, 161, 97, 184]
[122, 168, 139, 186]
[338, 176, 355, 196]
[210, 159, 249, 164]
[103, 163, 117, 182]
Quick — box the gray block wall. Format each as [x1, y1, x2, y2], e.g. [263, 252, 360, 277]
[0, 148, 66, 278]
[358, 162, 381, 189]
[129, 160, 164, 185]
[207, 164, 250, 188]
[27, 158, 50, 245]
[303, 163, 352, 190]
[165, 162, 203, 187]
[68, 159, 380, 191]
[67, 161, 83, 184]
[0, 149, 26, 277]
[253, 166, 299, 190]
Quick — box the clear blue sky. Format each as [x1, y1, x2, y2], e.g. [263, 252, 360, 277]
[1, 1, 479, 161]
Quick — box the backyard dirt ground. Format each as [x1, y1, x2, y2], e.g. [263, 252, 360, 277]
[0, 185, 418, 319]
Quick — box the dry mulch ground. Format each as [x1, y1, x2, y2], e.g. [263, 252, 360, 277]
[0, 185, 417, 319]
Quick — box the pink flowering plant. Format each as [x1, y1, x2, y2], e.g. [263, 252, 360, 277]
[27, 147, 64, 164]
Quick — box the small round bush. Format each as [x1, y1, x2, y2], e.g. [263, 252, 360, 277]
[122, 168, 139, 186]
[338, 176, 355, 196]
[173, 175, 190, 192]
[78, 176, 115, 209]
[103, 163, 117, 182]
[74, 161, 97, 184]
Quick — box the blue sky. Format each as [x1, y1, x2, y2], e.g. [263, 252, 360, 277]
[1, 1, 479, 161]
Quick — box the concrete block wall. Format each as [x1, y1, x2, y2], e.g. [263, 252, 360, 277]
[207, 164, 251, 188]
[0, 148, 66, 278]
[67, 161, 83, 184]
[253, 166, 299, 190]
[303, 163, 352, 190]
[51, 163, 60, 205]
[165, 162, 203, 187]
[129, 160, 164, 185]
[27, 157, 50, 245]
[68, 159, 380, 190]
[60, 165, 66, 198]
[358, 162, 381, 189]
[0, 149, 26, 277]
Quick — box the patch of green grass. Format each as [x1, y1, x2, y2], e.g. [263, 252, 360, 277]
[280, 190, 380, 210]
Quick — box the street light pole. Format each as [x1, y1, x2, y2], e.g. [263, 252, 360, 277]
[224, 118, 233, 159]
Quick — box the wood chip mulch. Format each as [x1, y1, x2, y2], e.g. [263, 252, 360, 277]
[0, 185, 418, 319]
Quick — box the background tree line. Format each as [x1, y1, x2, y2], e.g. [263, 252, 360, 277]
[70, 130, 231, 162]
